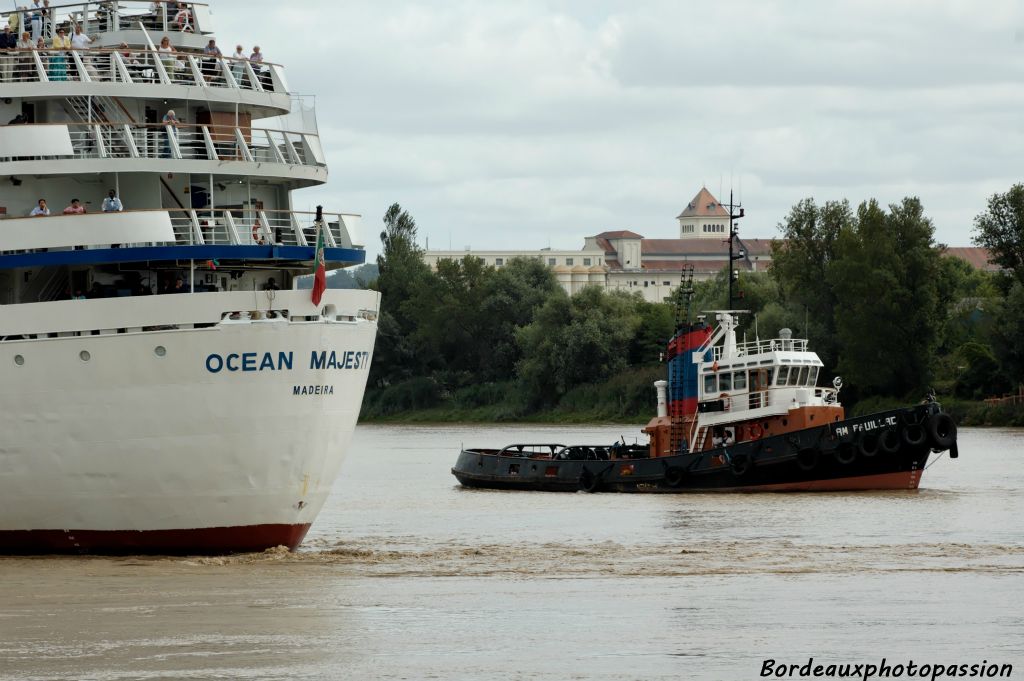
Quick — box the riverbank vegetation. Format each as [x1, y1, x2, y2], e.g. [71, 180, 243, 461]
[360, 185, 1024, 425]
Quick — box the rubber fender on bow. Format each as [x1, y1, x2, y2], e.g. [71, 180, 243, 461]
[879, 429, 901, 455]
[926, 413, 957, 451]
[796, 448, 819, 471]
[901, 423, 927, 449]
[855, 432, 877, 459]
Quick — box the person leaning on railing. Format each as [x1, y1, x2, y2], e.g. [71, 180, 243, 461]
[0, 26, 15, 82]
[48, 26, 69, 81]
[15, 32, 32, 81]
[157, 35, 177, 79]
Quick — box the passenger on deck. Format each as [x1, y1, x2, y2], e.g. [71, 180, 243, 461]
[102, 189, 123, 212]
[170, 276, 188, 293]
[7, 9, 20, 40]
[47, 28, 69, 82]
[29, 198, 49, 216]
[230, 44, 245, 83]
[173, 2, 192, 32]
[28, 0, 43, 42]
[15, 32, 32, 82]
[0, 27, 15, 83]
[157, 35, 176, 77]
[263, 278, 280, 291]
[160, 108, 179, 157]
[62, 198, 86, 214]
[201, 38, 220, 80]
[69, 25, 94, 50]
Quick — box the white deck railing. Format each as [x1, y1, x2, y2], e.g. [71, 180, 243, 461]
[144, 208, 353, 249]
[0, 47, 283, 93]
[0, 209, 358, 251]
[0, 122, 322, 168]
[711, 337, 810, 360]
[2, 1, 212, 40]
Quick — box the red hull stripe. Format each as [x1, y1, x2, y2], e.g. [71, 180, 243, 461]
[0, 523, 312, 555]
[723, 470, 920, 492]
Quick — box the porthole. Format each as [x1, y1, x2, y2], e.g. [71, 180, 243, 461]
[79, 350, 91, 362]
[155, 346, 166, 357]
[13, 354, 24, 366]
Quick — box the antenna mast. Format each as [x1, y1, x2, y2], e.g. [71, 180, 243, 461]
[726, 189, 746, 308]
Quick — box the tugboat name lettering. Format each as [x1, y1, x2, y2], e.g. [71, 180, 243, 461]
[838, 416, 898, 437]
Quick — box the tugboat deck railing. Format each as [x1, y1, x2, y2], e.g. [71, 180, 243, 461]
[711, 337, 809, 360]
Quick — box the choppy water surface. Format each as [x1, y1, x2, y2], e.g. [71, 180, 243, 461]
[2, 426, 1023, 680]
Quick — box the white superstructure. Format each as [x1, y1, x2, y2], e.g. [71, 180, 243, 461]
[0, 1, 378, 553]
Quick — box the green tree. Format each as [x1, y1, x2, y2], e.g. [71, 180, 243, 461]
[828, 197, 943, 398]
[770, 198, 853, 370]
[516, 287, 641, 405]
[973, 183, 1024, 286]
[480, 258, 562, 380]
[369, 203, 433, 386]
[406, 255, 495, 385]
[991, 282, 1024, 388]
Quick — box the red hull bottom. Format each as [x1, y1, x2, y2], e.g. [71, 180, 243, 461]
[724, 470, 921, 493]
[0, 523, 312, 556]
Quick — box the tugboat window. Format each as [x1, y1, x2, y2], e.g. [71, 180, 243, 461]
[719, 373, 732, 391]
[788, 368, 801, 386]
[809, 367, 819, 385]
[733, 371, 747, 390]
[776, 366, 789, 385]
[704, 374, 716, 394]
[798, 366, 810, 385]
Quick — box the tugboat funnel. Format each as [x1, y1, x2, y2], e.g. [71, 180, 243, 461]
[654, 380, 668, 418]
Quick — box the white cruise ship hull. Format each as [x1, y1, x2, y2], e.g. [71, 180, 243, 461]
[0, 290, 377, 554]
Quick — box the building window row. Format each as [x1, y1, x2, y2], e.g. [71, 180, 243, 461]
[703, 224, 725, 233]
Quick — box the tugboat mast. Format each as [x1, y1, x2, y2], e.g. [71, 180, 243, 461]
[725, 189, 746, 309]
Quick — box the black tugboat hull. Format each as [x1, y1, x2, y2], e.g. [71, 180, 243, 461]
[451, 404, 957, 493]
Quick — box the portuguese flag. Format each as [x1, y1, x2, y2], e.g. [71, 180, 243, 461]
[311, 210, 327, 306]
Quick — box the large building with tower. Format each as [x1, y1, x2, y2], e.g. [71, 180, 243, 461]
[423, 188, 774, 303]
[422, 187, 998, 303]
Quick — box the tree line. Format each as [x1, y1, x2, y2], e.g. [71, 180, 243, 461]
[361, 185, 1024, 423]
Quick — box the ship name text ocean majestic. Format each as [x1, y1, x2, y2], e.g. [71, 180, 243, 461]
[0, 1, 379, 554]
[204, 350, 372, 373]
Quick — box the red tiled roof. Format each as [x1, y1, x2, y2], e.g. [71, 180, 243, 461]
[595, 230, 645, 239]
[595, 237, 613, 253]
[642, 239, 732, 255]
[676, 187, 729, 219]
[944, 247, 998, 271]
[640, 259, 729, 272]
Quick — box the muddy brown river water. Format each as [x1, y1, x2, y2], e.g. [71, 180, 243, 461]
[1, 425, 1022, 680]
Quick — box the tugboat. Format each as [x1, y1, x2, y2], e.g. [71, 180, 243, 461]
[451, 198, 958, 493]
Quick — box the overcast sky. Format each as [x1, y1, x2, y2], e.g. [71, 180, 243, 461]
[221, 0, 1023, 257]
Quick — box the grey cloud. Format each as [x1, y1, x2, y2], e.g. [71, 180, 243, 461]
[216, 0, 1023, 256]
